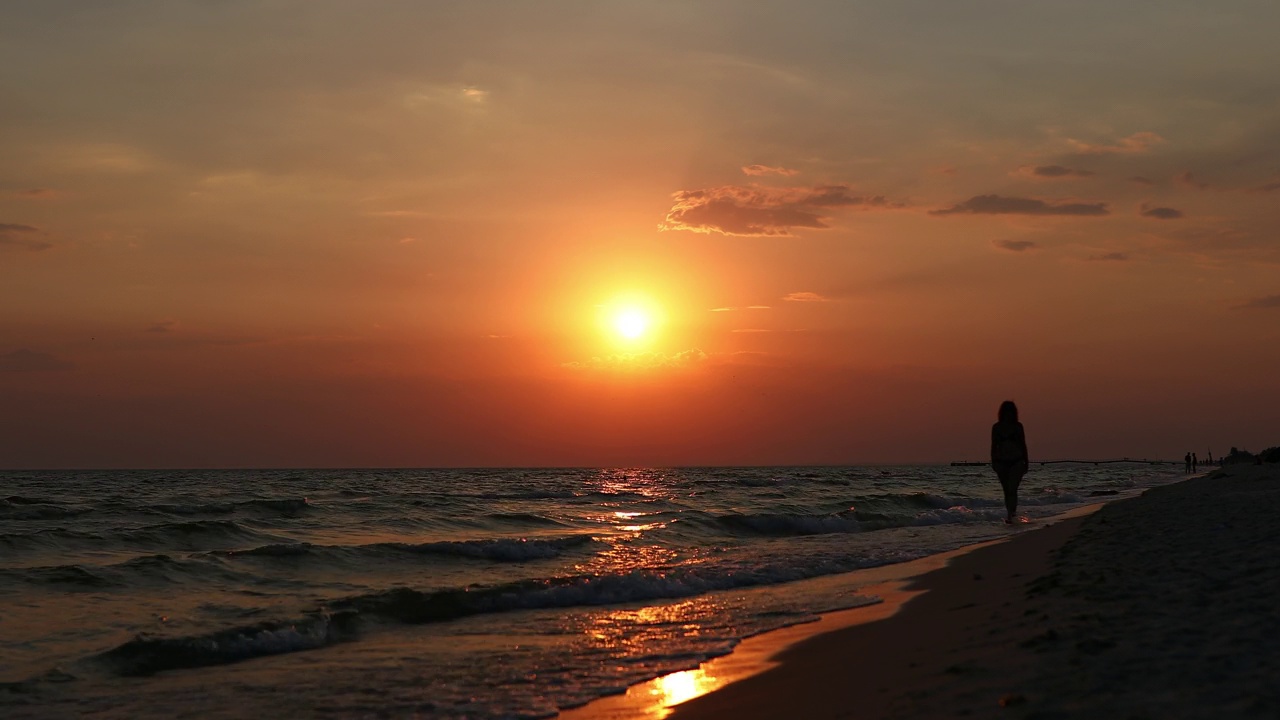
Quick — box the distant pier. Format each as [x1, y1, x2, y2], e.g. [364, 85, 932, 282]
[950, 459, 1178, 467]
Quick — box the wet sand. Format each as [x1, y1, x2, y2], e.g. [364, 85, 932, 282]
[562, 464, 1280, 719]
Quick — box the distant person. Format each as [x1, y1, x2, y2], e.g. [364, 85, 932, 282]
[1184, 452, 1192, 474]
[991, 401, 1029, 524]
[1192, 453, 1198, 473]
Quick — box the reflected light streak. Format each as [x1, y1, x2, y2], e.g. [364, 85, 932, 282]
[652, 667, 720, 716]
[655, 666, 716, 707]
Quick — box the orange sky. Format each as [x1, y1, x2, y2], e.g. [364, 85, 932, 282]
[2, 2, 1278, 468]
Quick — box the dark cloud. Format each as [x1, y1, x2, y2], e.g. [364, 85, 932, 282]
[1140, 205, 1184, 220]
[1130, 176, 1155, 186]
[1175, 171, 1209, 190]
[1088, 252, 1129, 262]
[0, 349, 74, 372]
[0, 236, 54, 250]
[931, 195, 1109, 217]
[0, 223, 52, 251]
[1238, 294, 1280, 310]
[742, 165, 799, 177]
[993, 239, 1038, 252]
[1068, 132, 1165, 155]
[14, 188, 57, 199]
[1252, 180, 1280, 193]
[146, 320, 181, 333]
[662, 185, 898, 236]
[1021, 165, 1094, 179]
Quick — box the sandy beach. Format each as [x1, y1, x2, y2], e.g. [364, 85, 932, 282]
[564, 463, 1280, 719]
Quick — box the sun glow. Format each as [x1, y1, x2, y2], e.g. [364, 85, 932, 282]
[613, 307, 650, 340]
[599, 296, 662, 346]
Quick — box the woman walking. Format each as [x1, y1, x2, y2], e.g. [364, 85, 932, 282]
[991, 401, 1029, 524]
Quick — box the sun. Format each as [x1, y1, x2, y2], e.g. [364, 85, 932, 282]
[598, 296, 662, 346]
[613, 307, 650, 340]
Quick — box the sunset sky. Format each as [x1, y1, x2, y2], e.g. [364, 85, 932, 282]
[3, 1, 1278, 468]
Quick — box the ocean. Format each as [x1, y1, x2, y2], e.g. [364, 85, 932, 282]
[0, 464, 1178, 719]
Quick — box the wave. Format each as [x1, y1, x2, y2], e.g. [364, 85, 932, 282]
[87, 559, 878, 676]
[93, 610, 361, 676]
[3, 495, 46, 505]
[338, 560, 870, 626]
[2, 535, 598, 592]
[216, 534, 597, 563]
[0, 563, 114, 588]
[0, 553, 263, 590]
[483, 512, 569, 527]
[383, 535, 596, 561]
[667, 489, 1089, 539]
[0, 519, 280, 554]
[0, 500, 91, 520]
[149, 497, 310, 517]
[713, 511, 863, 536]
[0, 496, 311, 525]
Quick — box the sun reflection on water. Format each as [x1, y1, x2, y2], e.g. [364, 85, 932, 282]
[651, 667, 720, 716]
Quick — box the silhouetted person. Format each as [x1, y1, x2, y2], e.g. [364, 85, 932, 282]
[991, 401, 1029, 524]
[1184, 452, 1192, 473]
[1192, 452, 1198, 473]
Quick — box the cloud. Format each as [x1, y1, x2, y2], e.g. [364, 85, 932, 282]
[661, 185, 899, 236]
[1018, 165, 1094, 179]
[1175, 171, 1209, 190]
[1251, 180, 1280, 193]
[746, 305, 771, 310]
[145, 320, 181, 333]
[742, 165, 799, 177]
[1130, 176, 1155, 186]
[52, 143, 156, 173]
[13, 188, 57, 199]
[931, 195, 1109, 217]
[709, 307, 736, 312]
[564, 349, 709, 370]
[993, 239, 1038, 252]
[4, 238, 56, 251]
[783, 291, 830, 302]
[1068, 131, 1166, 155]
[404, 84, 489, 110]
[0, 223, 52, 251]
[1140, 204, 1184, 220]
[1237, 294, 1280, 310]
[0, 349, 73, 372]
[1088, 252, 1129, 262]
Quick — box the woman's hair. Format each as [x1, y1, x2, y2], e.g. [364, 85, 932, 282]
[998, 400, 1018, 423]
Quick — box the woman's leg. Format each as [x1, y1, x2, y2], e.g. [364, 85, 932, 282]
[996, 468, 1016, 521]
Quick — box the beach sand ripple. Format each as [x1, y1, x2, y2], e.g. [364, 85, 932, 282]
[1007, 465, 1280, 718]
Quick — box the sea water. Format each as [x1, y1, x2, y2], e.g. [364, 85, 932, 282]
[0, 465, 1178, 718]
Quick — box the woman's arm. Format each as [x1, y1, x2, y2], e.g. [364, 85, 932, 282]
[1018, 423, 1029, 464]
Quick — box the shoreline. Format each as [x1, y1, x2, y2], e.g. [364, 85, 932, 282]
[564, 464, 1280, 719]
[559, 503, 1104, 720]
